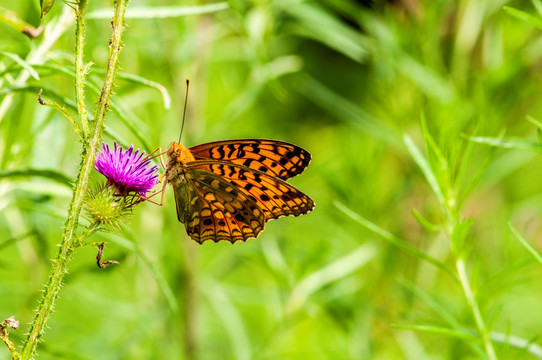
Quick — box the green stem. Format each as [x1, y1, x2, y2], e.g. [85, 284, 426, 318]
[445, 199, 497, 360]
[74, 0, 89, 136]
[455, 258, 497, 360]
[20, 1, 130, 358]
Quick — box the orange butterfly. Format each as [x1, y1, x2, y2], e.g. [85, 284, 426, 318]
[162, 139, 315, 243]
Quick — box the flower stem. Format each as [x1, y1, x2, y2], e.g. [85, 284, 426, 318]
[19, 1, 130, 358]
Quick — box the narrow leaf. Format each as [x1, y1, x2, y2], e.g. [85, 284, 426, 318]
[88, 3, 229, 19]
[533, 0, 542, 18]
[508, 222, 542, 264]
[503, 6, 542, 29]
[2, 52, 40, 80]
[106, 233, 179, 314]
[287, 243, 376, 313]
[93, 68, 171, 109]
[0, 168, 72, 187]
[491, 331, 542, 359]
[465, 135, 542, 153]
[451, 219, 474, 251]
[404, 134, 445, 204]
[393, 324, 477, 339]
[411, 209, 442, 232]
[335, 201, 455, 279]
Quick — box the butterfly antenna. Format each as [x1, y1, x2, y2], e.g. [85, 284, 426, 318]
[178, 78, 190, 143]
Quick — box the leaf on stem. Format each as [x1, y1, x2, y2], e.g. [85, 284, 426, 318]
[0, 7, 43, 38]
[335, 201, 455, 279]
[40, 0, 55, 18]
[38, 89, 82, 138]
[404, 134, 445, 204]
[465, 134, 542, 153]
[508, 222, 542, 264]
[1, 52, 40, 80]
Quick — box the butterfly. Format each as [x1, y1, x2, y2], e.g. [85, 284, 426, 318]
[161, 139, 315, 243]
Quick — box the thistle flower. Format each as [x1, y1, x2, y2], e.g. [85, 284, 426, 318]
[94, 142, 159, 197]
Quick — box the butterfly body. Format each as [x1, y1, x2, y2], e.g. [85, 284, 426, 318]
[164, 139, 314, 244]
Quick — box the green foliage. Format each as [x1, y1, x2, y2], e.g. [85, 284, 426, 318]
[3, 0, 542, 359]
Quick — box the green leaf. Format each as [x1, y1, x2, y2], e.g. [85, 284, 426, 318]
[200, 278, 251, 360]
[527, 115, 542, 130]
[283, 2, 369, 63]
[465, 135, 542, 153]
[404, 134, 445, 204]
[392, 324, 477, 340]
[0, 231, 35, 251]
[411, 209, 442, 232]
[508, 222, 542, 264]
[106, 233, 179, 314]
[335, 201, 455, 279]
[527, 115, 542, 144]
[503, 6, 542, 29]
[40, 0, 55, 18]
[0, 6, 42, 38]
[490, 331, 542, 358]
[451, 219, 474, 251]
[0, 168, 72, 187]
[297, 75, 399, 145]
[287, 243, 377, 313]
[1, 52, 40, 80]
[87, 3, 229, 19]
[533, 0, 542, 18]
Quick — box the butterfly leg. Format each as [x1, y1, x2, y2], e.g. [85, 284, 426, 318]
[140, 176, 168, 205]
[144, 147, 167, 171]
[138, 147, 168, 205]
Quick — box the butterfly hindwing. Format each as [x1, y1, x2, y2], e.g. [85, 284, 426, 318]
[177, 168, 266, 243]
[189, 139, 311, 180]
[187, 161, 315, 222]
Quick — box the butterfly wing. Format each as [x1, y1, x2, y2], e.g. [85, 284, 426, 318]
[189, 139, 311, 180]
[172, 167, 266, 243]
[187, 160, 315, 222]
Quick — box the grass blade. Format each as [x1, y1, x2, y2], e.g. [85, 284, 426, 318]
[0, 168, 72, 187]
[404, 134, 445, 204]
[503, 6, 542, 29]
[1, 52, 40, 80]
[335, 201, 455, 279]
[508, 222, 542, 264]
[466, 135, 542, 153]
[88, 3, 229, 19]
[287, 243, 377, 313]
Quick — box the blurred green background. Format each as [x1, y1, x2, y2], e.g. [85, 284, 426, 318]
[3, 0, 542, 359]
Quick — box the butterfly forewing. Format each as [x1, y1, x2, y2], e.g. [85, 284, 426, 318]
[178, 168, 265, 243]
[189, 139, 311, 180]
[187, 161, 315, 222]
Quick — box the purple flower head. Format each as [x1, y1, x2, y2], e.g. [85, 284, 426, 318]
[95, 142, 159, 197]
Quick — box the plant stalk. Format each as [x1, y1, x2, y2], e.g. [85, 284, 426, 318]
[445, 201, 497, 360]
[455, 258, 497, 360]
[74, 0, 89, 136]
[20, 1, 130, 358]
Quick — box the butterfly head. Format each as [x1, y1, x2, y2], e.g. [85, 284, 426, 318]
[166, 141, 196, 167]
